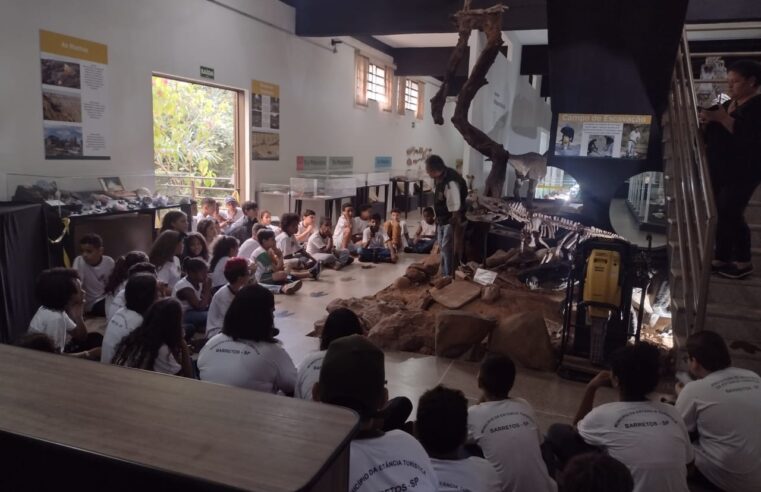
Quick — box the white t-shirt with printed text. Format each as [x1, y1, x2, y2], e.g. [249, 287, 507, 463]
[349, 430, 438, 492]
[430, 456, 502, 492]
[468, 398, 557, 492]
[675, 367, 761, 492]
[73, 255, 115, 311]
[101, 307, 144, 364]
[197, 333, 296, 394]
[578, 401, 693, 492]
[28, 306, 77, 353]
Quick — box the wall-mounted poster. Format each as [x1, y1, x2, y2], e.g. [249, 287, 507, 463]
[251, 80, 280, 131]
[252, 131, 279, 161]
[374, 156, 392, 171]
[554, 113, 651, 159]
[297, 156, 328, 173]
[40, 30, 109, 159]
[328, 156, 354, 174]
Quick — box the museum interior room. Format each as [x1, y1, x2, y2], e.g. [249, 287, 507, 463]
[2, 0, 761, 490]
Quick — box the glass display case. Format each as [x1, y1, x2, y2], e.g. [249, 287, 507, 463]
[625, 171, 666, 232]
[290, 176, 357, 199]
[367, 172, 390, 186]
[258, 183, 290, 195]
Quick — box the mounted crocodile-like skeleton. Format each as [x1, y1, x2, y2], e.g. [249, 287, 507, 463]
[468, 191, 626, 263]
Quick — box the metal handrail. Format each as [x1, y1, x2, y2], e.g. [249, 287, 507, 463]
[663, 32, 717, 340]
[155, 172, 237, 201]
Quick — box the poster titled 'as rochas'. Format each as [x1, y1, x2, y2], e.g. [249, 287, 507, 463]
[40, 30, 110, 160]
[554, 113, 652, 160]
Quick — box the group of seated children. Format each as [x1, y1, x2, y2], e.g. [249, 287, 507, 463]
[19, 226, 761, 492]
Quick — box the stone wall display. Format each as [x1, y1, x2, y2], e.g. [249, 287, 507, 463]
[435, 310, 496, 358]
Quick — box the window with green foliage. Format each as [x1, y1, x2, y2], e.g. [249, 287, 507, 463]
[152, 76, 239, 200]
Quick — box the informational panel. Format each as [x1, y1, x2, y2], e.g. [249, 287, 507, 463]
[554, 113, 652, 159]
[374, 156, 392, 171]
[297, 156, 328, 173]
[40, 30, 109, 160]
[328, 156, 354, 174]
[251, 80, 280, 161]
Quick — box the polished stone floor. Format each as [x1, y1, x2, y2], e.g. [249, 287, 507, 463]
[273, 251, 618, 431]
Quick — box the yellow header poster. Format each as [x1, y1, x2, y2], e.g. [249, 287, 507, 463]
[40, 30, 110, 160]
[555, 113, 652, 159]
[251, 79, 280, 161]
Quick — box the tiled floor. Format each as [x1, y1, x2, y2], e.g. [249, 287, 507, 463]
[274, 250, 618, 432]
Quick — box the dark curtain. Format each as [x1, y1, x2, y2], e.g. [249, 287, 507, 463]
[0, 203, 50, 343]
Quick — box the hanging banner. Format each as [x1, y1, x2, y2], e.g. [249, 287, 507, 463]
[554, 113, 652, 159]
[40, 30, 110, 160]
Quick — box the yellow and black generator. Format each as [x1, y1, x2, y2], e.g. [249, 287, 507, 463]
[558, 238, 637, 381]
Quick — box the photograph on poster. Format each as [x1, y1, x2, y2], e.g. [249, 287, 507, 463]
[587, 135, 615, 157]
[555, 123, 581, 156]
[252, 110, 263, 128]
[270, 113, 280, 130]
[271, 97, 280, 113]
[252, 94, 263, 111]
[44, 126, 83, 157]
[41, 58, 81, 89]
[42, 89, 82, 122]
[621, 124, 650, 159]
[252, 131, 279, 160]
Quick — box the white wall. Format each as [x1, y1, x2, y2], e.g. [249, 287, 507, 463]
[462, 31, 552, 193]
[0, 0, 464, 200]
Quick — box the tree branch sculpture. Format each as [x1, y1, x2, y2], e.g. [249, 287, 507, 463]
[430, 1, 510, 198]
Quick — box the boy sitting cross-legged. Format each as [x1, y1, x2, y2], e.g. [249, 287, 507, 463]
[359, 213, 397, 263]
[252, 229, 313, 295]
[306, 217, 353, 270]
[405, 206, 437, 254]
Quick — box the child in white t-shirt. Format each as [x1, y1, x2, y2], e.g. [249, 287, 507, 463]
[208, 235, 240, 292]
[295, 209, 316, 244]
[107, 262, 156, 323]
[295, 308, 363, 400]
[417, 385, 502, 492]
[352, 204, 372, 242]
[277, 213, 319, 271]
[28, 268, 101, 359]
[546, 343, 692, 492]
[252, 229, 312, 295]
[333, 203, 358, 253]
[72, 233, 115, 316]
[104, 250, 149, 321]
[101, 273, 158, 364]
[359, 213, 397, 263]
[198, 284, 297, 394]
[314, 335, 438, 492]
[173, 258, 211, 339]
[195, 197, 222, 227]
[112, 298, 192, 377]
[305, 217, 353, 270]
[220, 196, 243, 233]
[149, 230, 185, 294]
[468, 355, 557, 492]
[675, 331, 761, 492]
[259, 210, 282, 235]
[238, 224, 266, 261]
[205, 257, 251, 339]
[406, 207, 437, 254]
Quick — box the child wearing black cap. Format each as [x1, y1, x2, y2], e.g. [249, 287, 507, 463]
[314, 335, 438, 492]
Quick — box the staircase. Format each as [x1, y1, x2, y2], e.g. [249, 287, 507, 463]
[664, 33, 761, 374]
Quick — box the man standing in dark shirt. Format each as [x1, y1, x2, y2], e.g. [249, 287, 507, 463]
[425, 155, 468, 279]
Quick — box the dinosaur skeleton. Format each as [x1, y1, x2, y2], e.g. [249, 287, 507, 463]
[468, 193, 626, 264]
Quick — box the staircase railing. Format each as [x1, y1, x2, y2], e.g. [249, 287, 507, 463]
[662, 32, 717, 345]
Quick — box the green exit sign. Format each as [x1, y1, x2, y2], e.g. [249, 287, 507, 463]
[200, 66, 215, 80]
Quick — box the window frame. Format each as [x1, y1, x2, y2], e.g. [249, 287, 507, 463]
[404, 79, 420, 113]
[366, 62, 387, 104]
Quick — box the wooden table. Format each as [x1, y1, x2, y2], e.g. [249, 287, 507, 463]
[0, 345, 358, 491]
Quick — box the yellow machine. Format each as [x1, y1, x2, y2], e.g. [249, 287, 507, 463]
[582, 249, 622, 319]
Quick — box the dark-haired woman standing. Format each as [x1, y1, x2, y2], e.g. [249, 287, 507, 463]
[701, 60, 761, 279]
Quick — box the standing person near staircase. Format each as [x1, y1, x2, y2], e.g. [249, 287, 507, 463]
[426, 155, 468, 279]
[700, 59, 761, 279]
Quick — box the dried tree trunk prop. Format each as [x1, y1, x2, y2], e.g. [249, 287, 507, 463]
[430, 2, 509, 198]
